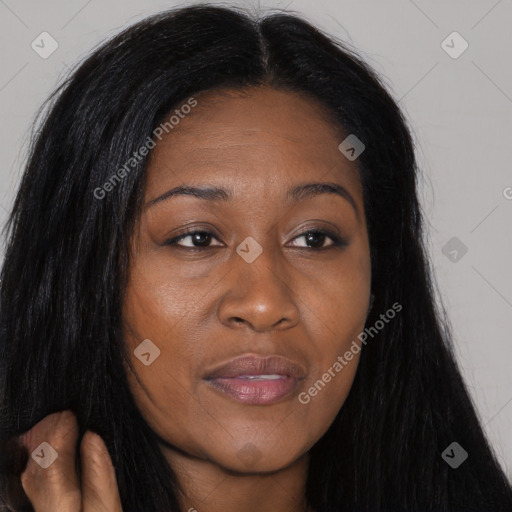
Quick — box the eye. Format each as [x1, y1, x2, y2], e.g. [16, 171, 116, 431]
[289, 229, 348, 250]
[165, 229, 222, 249]
[164, 228, 348, 251]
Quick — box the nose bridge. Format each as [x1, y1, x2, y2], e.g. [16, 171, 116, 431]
[218, 236, 300, 331]
[237, 236, 286, 292]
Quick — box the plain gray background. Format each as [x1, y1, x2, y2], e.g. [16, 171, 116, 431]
[1, 0, 511, 479]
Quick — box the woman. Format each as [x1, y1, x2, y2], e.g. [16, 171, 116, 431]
[1, 4, 511, 511]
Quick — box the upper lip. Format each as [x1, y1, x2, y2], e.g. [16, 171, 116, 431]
[204, 354, 306, 380]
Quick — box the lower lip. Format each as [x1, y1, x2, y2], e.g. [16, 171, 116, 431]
[205, 376, 299, 405]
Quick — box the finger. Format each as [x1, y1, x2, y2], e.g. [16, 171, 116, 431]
[81, 431, 123, 512]
[19, 410, 81, 512]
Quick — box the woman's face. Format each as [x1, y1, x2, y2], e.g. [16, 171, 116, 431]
[122, 86, 371, 473]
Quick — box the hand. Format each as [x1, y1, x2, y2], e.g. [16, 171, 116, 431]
[18, 410, 122, 512]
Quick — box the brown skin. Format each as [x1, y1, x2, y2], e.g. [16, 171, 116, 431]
[123, 86, 371, 512]
[18, 410, 122, 512]
[18, 86, 371, 512]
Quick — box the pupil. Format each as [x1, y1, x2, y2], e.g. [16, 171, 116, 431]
[307, 232, 324, 248]
[194, 232, 211, 246]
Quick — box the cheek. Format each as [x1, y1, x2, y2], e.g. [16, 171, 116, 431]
[122, 301, 203, 451]
[303, 246, 371, 359]
[123, 262, 191, 328]
[295, 356, 359, 438]
[293, 247, 369, 426]
[121, 266, 197, 429]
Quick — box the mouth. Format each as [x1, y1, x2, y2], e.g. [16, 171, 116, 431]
[203, 354, 306, 405]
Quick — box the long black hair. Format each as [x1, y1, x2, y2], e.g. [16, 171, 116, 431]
[1, 3, 511, 511]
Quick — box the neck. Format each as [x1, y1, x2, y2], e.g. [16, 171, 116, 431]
[163, 446, 314, 512]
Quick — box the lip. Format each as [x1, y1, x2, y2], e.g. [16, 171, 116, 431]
[204, 354, 306, 405]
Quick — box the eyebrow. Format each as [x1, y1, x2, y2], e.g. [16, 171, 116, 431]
[145, 181, 359, 219]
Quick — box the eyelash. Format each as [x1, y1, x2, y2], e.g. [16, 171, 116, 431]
[164, 228, 349, 251]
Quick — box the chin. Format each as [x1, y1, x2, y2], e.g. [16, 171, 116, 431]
[208, 439, 308, 474]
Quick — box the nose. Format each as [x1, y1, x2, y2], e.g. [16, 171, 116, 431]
[217, 245, 301, 332]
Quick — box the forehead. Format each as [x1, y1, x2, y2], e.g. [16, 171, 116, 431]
[145, 86, 362, 200]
